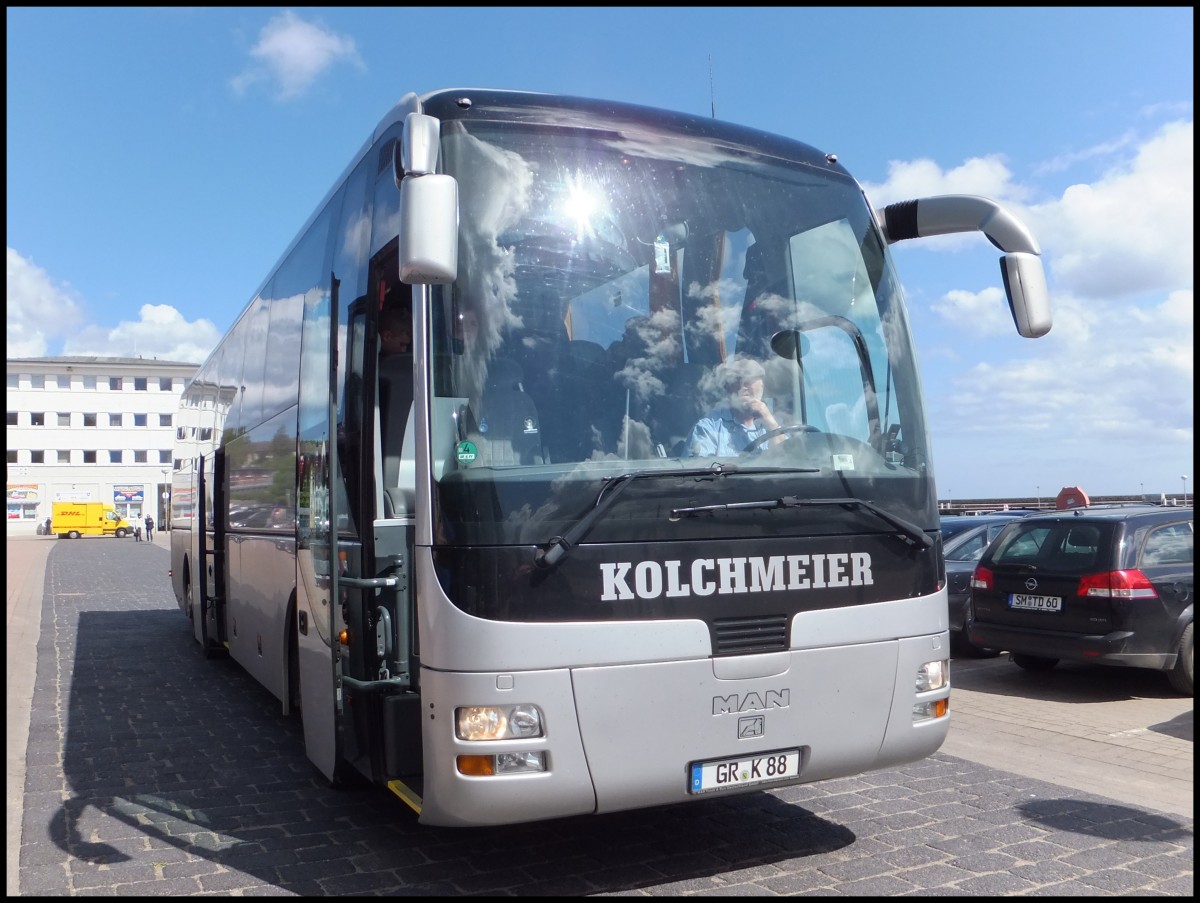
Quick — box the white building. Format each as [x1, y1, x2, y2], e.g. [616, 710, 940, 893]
[6, 356, 199, 534]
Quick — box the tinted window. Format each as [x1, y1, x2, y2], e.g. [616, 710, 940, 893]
[1141, 522, 1194, 566]
[946, 531, 987, 562]
[989, 521, 1111, 573]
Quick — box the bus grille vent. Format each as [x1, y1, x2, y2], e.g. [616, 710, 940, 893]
[712, 615, 789, 655]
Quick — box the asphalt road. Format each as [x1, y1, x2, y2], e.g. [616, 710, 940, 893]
[7, 532, 1193, 895]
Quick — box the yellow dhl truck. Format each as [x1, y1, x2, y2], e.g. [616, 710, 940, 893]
[50, 502, 133, 539]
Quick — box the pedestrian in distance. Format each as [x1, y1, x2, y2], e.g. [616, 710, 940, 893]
[134, 525, 142, 542]
[144, 514, 155, 542]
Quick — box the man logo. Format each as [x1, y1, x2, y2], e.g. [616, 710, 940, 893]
[712, 689, 790, 715]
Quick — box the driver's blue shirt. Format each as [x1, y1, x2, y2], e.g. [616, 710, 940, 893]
[687, 406, 769, 457]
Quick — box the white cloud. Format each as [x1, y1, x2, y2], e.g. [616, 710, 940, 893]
[1032, 120, 1193, 300]
[6, 248, 85, 358]
[6, 247, 218, 363]
[63, 304, 220, 364]
[230, 10, 364, 101]
[861, 154, 1027, 211]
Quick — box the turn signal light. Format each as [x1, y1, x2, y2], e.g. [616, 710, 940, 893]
[457, 755, 495, 776]
[338, 629, 351, 646]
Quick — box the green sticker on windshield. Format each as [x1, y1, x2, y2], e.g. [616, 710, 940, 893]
[455, 440, 478, 464]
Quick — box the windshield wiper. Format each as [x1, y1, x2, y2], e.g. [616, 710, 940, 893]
[534, 463, 813, 570]
[670, 495, 933, 550]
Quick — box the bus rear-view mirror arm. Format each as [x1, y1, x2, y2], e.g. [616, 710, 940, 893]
[876, 195, 1051, 339]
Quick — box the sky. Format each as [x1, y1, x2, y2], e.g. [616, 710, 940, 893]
[6, 7, 1193, 501]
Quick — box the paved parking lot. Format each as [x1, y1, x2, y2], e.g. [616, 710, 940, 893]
[7, 534, 1194, 895]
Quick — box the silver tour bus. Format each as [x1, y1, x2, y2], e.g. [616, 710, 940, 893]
[169, 88, 1051, 827]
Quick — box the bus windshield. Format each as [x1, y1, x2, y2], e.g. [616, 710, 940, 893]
[425, 113, 934, 549]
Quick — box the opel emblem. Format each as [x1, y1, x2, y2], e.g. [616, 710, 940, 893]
[1025, 578, 1038, 591]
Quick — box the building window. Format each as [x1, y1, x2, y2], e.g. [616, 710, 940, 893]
[31, 450, 45, 464]
[31, 412, 45, 426]
[6, 374, 17, 389]
[159, 413, 173, 427]
[109, 377, 123, 390]
[57, 412, 71, 427]
[83, 413, 97, 427]
[57, 450, 70, 463]
[83, 376, 96, 389]
[109, 450, 123, 463]
[7, 450, 17, 464]
[51, 375, 67, 389]
[83, 450, 97, 463]
[31, 375, 45, 389]
[160, 377, 174, 391]
[134, 450, 148, 463]
[159, 449, 172, 464]
[6, 411, 15, 426]
[135, 377, 148, 391]
[134, 413, 148, 427]
[109, 413, 123, 428]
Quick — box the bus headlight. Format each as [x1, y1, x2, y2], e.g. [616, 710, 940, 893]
[913, 659, 949, 722]
[456, 704, 544, 740]
[915, 659, 948, 692]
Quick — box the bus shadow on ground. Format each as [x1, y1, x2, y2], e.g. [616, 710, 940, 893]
[41, 602, 855, 895]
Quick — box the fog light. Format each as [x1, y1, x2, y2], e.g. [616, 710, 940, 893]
[495, 751, 546, 774]
[912, 698, 949, 721]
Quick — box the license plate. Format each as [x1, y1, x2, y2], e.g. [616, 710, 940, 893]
[689, 749, 800, 794]
[1009, 593, 1062, 612]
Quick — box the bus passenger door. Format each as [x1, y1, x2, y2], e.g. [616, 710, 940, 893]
[294, 271, 355, 785]
[196, 449, 226, 657]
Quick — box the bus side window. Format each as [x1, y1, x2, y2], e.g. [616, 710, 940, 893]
[379, 287, 415, 517]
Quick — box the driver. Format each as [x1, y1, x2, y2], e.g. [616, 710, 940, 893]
[687, 356, 785, 457]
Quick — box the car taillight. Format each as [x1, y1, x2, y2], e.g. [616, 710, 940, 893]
[970, 565, 994, 591]
[1076, 569, 1159, 600]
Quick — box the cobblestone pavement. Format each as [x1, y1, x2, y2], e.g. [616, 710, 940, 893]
[11, 536, 1194, 895]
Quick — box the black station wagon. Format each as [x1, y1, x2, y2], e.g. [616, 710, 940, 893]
[968, 505, 1193, 695]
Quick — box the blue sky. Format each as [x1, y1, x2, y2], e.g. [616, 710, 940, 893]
[6, 7, 1193, 500]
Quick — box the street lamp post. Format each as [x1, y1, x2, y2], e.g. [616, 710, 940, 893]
[1183, 475, 1189, 507]
[161, 468, 171, 528]
[1036, 485, 1041, 509]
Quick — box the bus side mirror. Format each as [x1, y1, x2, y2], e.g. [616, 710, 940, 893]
[397, 112, 459, 284]
[1000, 252, 1051, 338]
[877, 195, 1053, 339]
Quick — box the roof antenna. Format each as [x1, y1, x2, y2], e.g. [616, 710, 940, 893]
[708, 54, 716, 119]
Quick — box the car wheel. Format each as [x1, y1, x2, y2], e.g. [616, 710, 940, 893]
[1167, 623, 1193, 696]
[68, 530, 80, 539]
[1011, 653, 1058, 672]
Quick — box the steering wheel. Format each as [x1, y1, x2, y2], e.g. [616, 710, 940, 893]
[740, 423, 821, 455]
